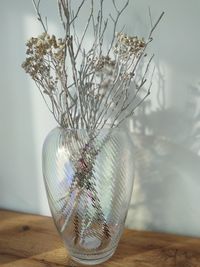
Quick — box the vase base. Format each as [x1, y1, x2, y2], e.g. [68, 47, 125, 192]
[71, 248, 116, 265]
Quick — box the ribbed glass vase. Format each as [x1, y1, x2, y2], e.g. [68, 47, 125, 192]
[42, 127, 134, 265]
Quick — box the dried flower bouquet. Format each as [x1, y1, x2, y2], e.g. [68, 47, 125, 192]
[22, 0, 164, 130]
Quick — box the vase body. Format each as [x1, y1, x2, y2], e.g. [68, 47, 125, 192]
[42, 127, 134, 265]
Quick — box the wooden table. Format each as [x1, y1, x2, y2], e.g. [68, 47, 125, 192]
[0, 210, 200, 267]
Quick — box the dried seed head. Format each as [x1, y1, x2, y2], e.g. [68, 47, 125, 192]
[22, 33, 66, 80]
[114, 32, 146, 59]
[93, 56, 116, 74]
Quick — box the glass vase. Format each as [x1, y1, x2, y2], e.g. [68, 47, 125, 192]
[42, 127, 134, 265]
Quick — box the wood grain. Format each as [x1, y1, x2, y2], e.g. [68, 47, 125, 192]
[0, 210, 200, 266]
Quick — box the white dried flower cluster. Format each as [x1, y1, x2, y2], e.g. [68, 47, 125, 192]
[93, 56, 116, 75]
[22, 33, 66, 85]
[114, 32, 146, 60]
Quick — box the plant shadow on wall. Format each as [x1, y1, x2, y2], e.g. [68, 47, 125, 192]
[126, 67, 200, 236]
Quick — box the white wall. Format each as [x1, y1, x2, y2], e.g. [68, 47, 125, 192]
[0, 0, 200, 237]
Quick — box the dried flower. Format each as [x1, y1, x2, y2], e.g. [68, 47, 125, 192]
[22, 0, 164, 130]
[114, 32, 146, 59]
[94, 56, 115, 73]
[22, 33, 66, 80]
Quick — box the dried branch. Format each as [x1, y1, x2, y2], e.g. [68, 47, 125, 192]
[148, 11, 164, 40]
[32, 0, 47, 32]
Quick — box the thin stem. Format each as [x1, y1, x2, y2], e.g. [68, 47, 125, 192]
[32, 0, 47, 32]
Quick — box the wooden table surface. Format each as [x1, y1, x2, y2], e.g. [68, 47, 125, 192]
[0, 210, 200, 267]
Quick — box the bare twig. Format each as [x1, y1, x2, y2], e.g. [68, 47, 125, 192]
[32, 0, 47, 32]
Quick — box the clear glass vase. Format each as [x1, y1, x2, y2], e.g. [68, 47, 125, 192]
[42, 127, 134, 265]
